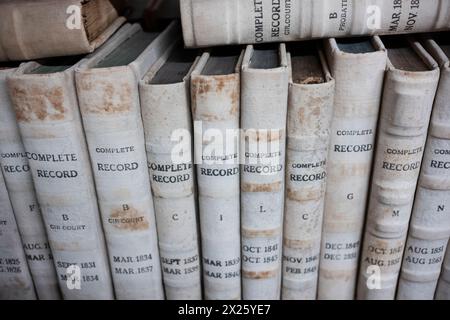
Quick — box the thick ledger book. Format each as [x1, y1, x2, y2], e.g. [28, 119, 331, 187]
[0, 0, 126, 61]
[0, 169, 36, 300]
[357, 38, 440, 300]
[139, 42, 202, 300]
[318, 37, 387, 300]
[241, 44, 289, 300]
[180, 0, 450, 48]
[191, 48, 243, 300]
[75, 23, 178, 299]
[0, 64, 60, 299]
[281, 44, 334, 300]
[397, 36, 450, 300]
[7, 57, 114, 299]
[436, 243, 450, 299]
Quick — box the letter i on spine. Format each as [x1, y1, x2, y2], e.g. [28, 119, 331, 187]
[191, 48, 243, 300]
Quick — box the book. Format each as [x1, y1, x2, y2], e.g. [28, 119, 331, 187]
[191, 48, 243, 300]
[0, 64, 60, 299]
[357, 37, 440, 300]
[436, 242, 450, 300]
[241, 44, 289, 300]
[281, 43, 334, 300]
[0, 0, 126, 61]
[74, 22, 179, 299]
[396, 36, 450, 300]
[180, 0, 450, 48]
[139, 41, 202, 300]
[318, 37, 387, 300]
[0, 168, 36, 300]
[7, 57, 114, 300]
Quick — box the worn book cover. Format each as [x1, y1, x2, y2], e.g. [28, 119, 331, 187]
[0, 0, 126, 61]
[282, 43, 334, 300]
[139, 41, 202, 300]
[0, 64, 60, 299]
[74, 22, 179, 299]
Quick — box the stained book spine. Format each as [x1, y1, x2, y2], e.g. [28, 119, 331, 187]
[241, 44, 289, 300]
[74, 22, 180, 300]
[357, 42, 440, 300]
[139, 48, 202, 300]
[7, 64, 114, 299]
[318, 37, 387, 300]
[0, 169, 36, 300]
[281, 50, 334, 300]
[180, 0, 450, 47]
[0, 68, 60, 299]
[76, 69, 164, 300]
[75, 72, 163, 299]
[191, 52, 243, 300]
[397, 40, 450, 300]
[436, 244, 450, 300]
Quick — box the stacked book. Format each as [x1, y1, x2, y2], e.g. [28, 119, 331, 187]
[0, 0, 450, 300]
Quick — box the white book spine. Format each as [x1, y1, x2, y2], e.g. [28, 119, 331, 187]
[0, 169, 36, 300]
[180, 0, 450, 47]
[7, 64, 114, 300]
[241, 44, 289, 300]
[74, 22, 179, 300]
[0, 67, 60, 300]
[318, 37, 387, 300]
[397, 40, 450, 300]
[139, 48, 202, 300]
[436, 243, 450, 300]
[357, 42, 440, 300]
[191, 52, 243, 300]
[76, 70, 163, 300]
[281, 50, 334, 300]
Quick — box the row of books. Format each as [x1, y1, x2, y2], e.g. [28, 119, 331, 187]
[1, 19, 450, 300]
[0, 0, 450, 300]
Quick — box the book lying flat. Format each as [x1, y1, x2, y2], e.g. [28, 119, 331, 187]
[0, 0, 125, 61]
[180, 0, 450, 47]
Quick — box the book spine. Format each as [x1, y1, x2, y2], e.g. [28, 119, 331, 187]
[0, 169, 36, 300]
[241, 45, 289, 300]
[75, 67, 164, 300]
[357, 55, 439, 300]
[8, 67, 114, 300]
[140, 76, 202, 300]
[281, 53, 334, 300]
[397, 52, 450, 300]
[436, 243, 450, 300]
[180, 0, 450, 47]
[0, 0, 125, 61]
[0, 69, 60, 300]
[191, 55, 242, 300]
[318, 38, 386, 300]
